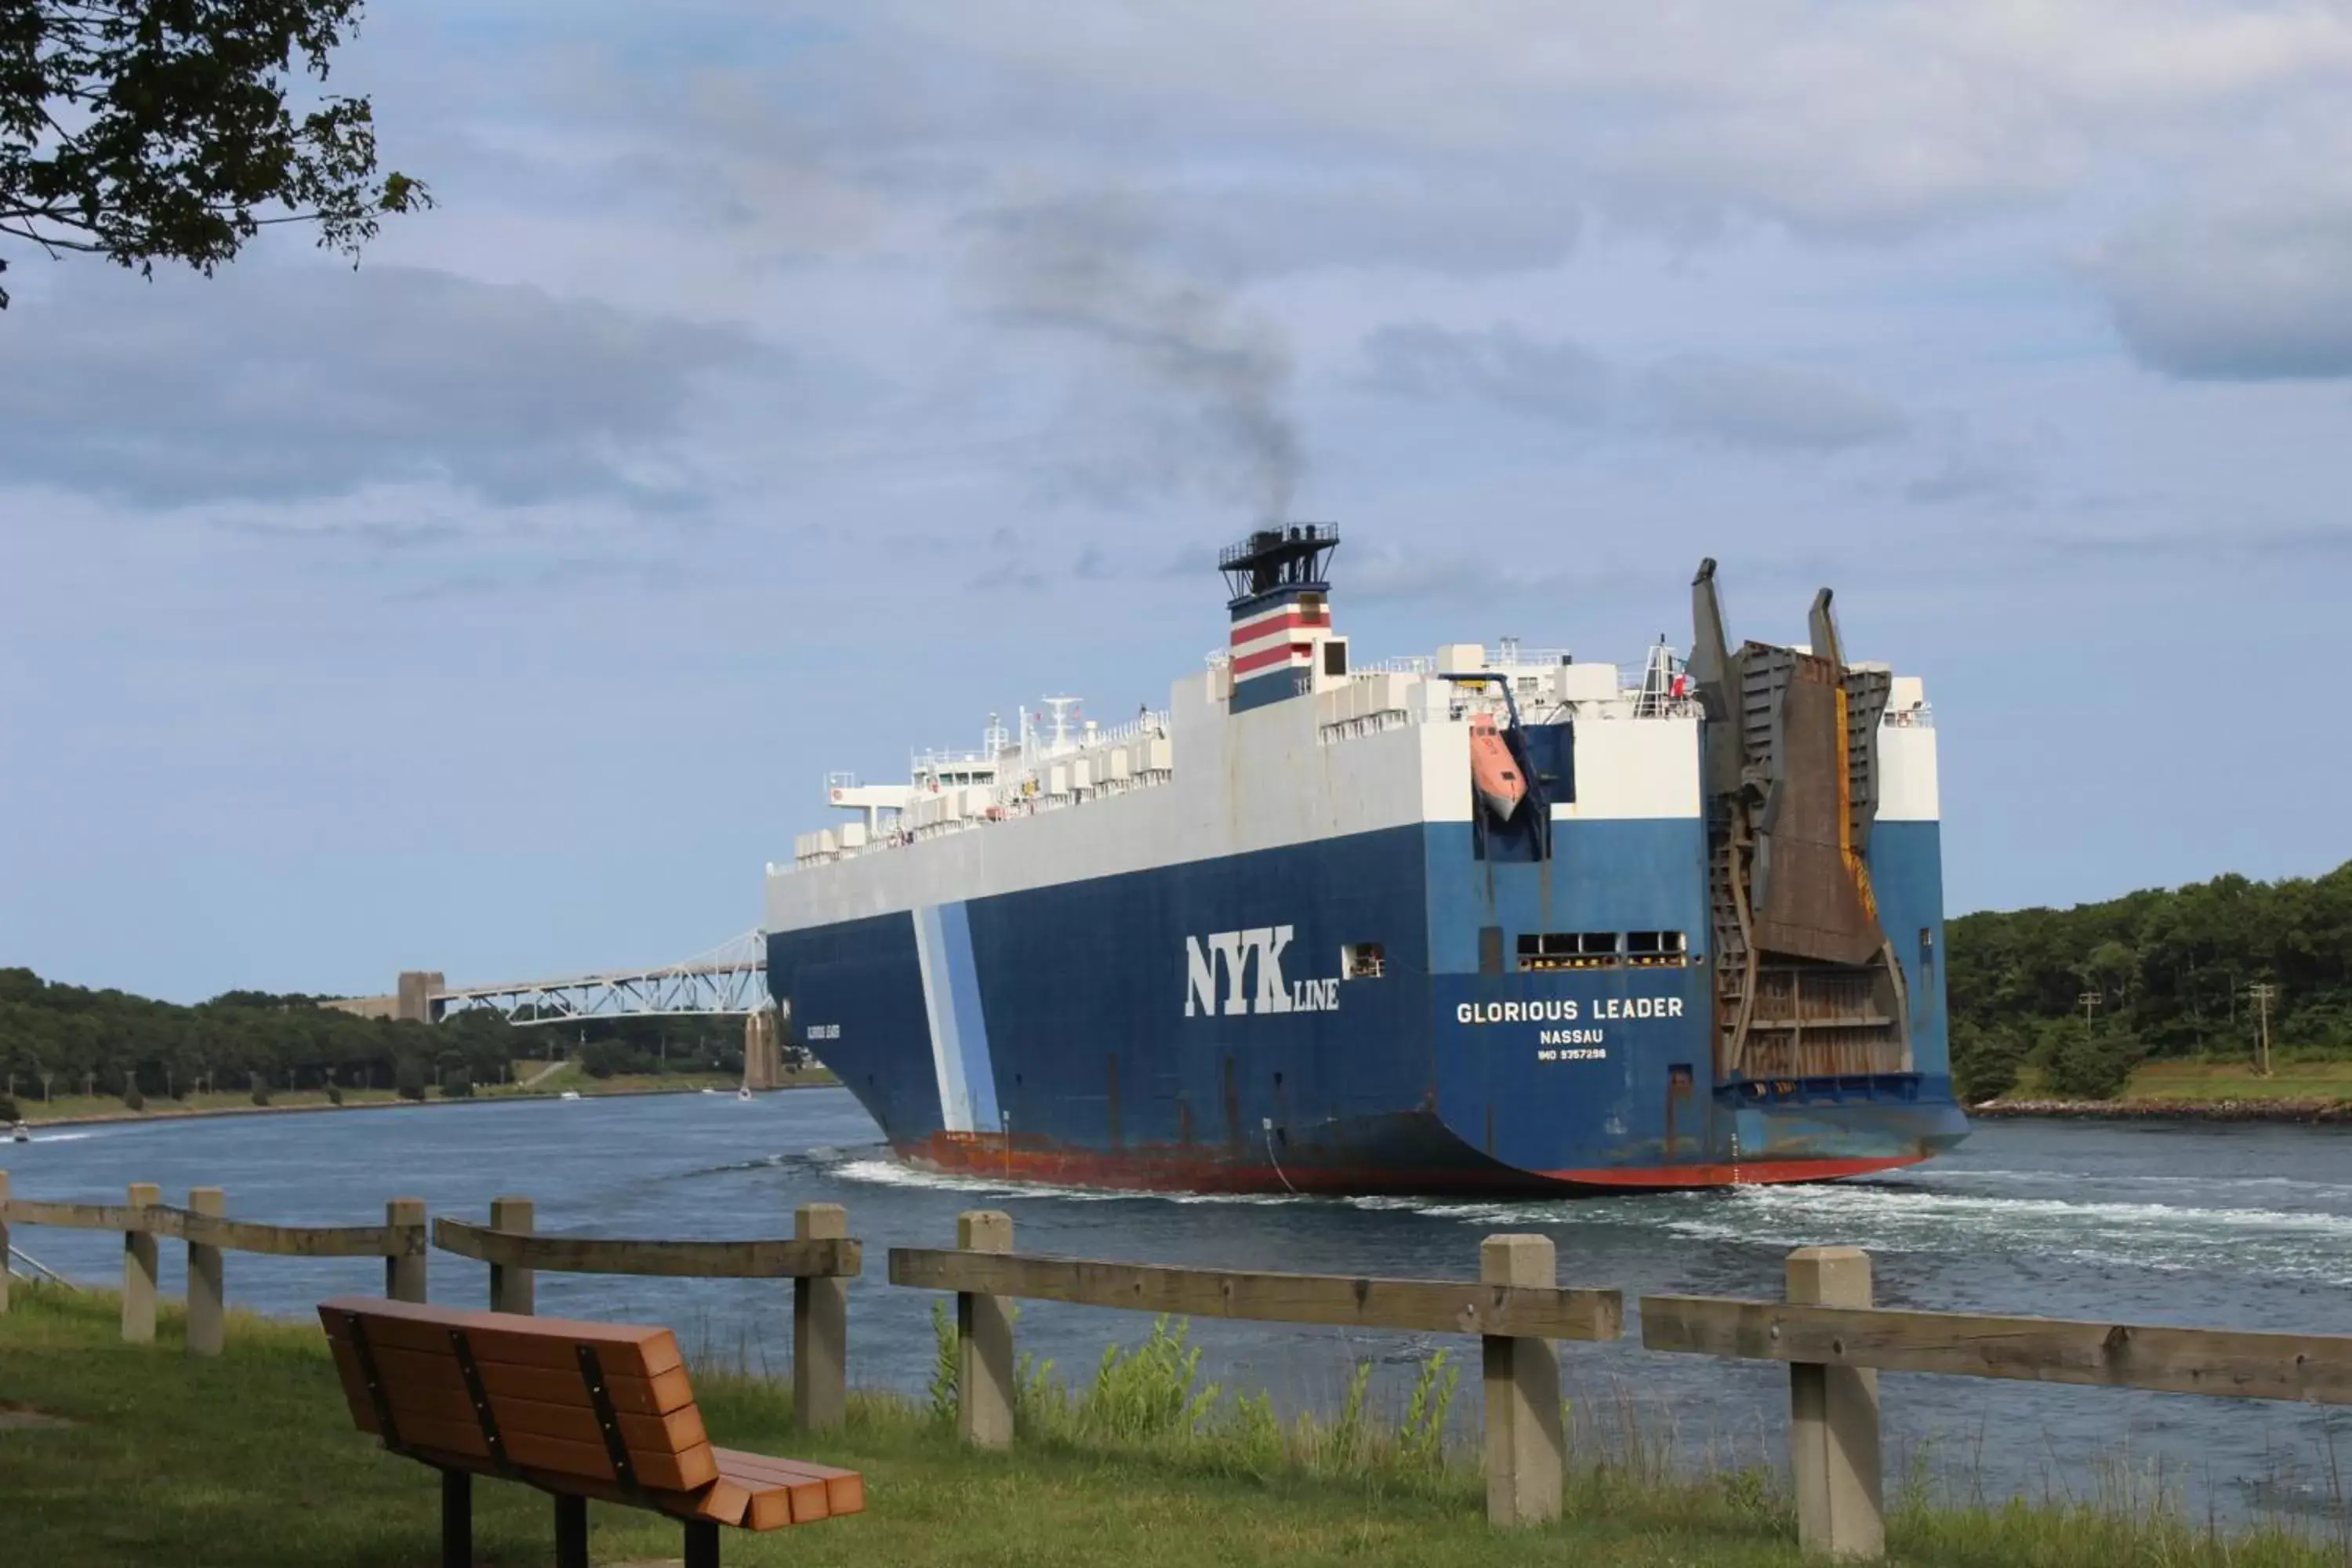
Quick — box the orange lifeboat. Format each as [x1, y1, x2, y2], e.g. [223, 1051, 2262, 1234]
[1468, 711, 1526, 820]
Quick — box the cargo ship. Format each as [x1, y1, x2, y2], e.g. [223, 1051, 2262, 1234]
[764, 529, 1967, 1194]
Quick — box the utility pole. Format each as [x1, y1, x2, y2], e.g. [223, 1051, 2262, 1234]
[2246, 982, 2278, 1079]
[2077, 990, 2102, 1034]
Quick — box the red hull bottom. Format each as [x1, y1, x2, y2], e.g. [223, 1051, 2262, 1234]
[900, 1130, 1926, 1197]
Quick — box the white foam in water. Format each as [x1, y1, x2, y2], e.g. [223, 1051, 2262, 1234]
[1588, 1181, 2352, 1287]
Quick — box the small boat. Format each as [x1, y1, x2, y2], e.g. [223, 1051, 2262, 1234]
[558, 1091, 582, 1102]
[736, 1086, 754, 1102]
[9, 1121, 28, 1144]
[1468, 710, 1526, 820]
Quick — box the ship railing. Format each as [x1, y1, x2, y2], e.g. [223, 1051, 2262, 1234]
[1881, 702, 1935, 729]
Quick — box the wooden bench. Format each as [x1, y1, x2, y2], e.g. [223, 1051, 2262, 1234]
[321, 1295, 863, 1566]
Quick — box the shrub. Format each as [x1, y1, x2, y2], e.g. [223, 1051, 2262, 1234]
[1, 1094, 21, 1123]
[580, 1040, 659, 1079]
[326, 1084, 344, 1105]
[1950, 1021, 2026, 1103]
[394, 1058, 427, 1102]
[2045, 1026, 2142, 1102]
[122, 1085, 145, 1112]
[441, 1068, 474, 1099]
[250, 1083, 271, 1107]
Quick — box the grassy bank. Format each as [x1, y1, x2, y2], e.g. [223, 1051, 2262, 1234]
[15, 1065, 838, 1127]
[2, 1284, 2343, 1566]
[1981, 1058, 2352, 1117]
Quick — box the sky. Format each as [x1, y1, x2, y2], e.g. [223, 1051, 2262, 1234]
[5, 1, 2352, 1004]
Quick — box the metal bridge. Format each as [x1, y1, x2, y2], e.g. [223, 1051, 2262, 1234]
[428, 930, 770, 1027]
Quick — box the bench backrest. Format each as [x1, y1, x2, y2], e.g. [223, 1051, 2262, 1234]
[320, 1294, 717, 1494]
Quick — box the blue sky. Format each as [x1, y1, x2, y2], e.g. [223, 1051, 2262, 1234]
[5, 1, 2350, 1003]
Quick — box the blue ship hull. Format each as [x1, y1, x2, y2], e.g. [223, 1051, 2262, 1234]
[767, 817, 1968, 1193]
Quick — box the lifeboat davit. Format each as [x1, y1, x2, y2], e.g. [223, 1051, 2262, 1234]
[1468, 712, 1526, 821]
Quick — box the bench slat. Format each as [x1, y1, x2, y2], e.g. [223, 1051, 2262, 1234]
[321, 1297, 681, 1380]
[330, 1335, 695, 1417]
[401, 1441, 755, 1527]
[713, 1449, 866, 1523]
[384, 1408, 717, 1493]
[327, 1341, 717, 1490]
[328, 1344, 711, 1453]
[319, 1296, 861, 1539]
[714, 1450, 830, 1527]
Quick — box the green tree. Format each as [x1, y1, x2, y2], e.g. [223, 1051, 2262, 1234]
[1949, 1019, 2025, 1103]
[0, 0, 428, 308]
[2042, 1019, 2142, 1102]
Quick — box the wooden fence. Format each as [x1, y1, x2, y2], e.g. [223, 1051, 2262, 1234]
[433, 1197, 862, 1433]
[0, 1171, 426, 1355]
[1642, 1245, 2352, 1559]
[890, 1209, 1621, 1526]
[12, 1168, 2352, 1556]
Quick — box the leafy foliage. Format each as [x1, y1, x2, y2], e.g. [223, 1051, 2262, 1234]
[2041, 1025, 2142, 1102]
[0, 0, 428, 307]
[0, 967, 742, 1106]
[1948, 861, 2352, 1095]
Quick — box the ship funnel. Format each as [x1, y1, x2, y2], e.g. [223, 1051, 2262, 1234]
[1218, 524, 1345, 714]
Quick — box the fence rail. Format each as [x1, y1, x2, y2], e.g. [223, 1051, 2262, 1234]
[434, 1218, 858, 1279]
[887, 1246, 1621, 1340]
[1642, 1294, 2352, 1404]
[12, 1165, 2352, 1560]
[4, 1198, 423, 1259]
[891, 1210, 1613, 1526]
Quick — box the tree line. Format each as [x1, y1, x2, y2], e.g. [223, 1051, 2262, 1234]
[1946, 860, 2352, 1101]
[0, 967, 746, 1116]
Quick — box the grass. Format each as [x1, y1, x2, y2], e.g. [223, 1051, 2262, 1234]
[3, 1283, 2345, 1567]
[2122, 1058, 2352, 1105]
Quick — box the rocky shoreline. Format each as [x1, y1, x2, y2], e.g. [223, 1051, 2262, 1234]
[1972, 1097, 2352, 1124]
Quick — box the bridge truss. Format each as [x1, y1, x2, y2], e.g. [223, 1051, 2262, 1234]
[434, 930, 771, 1026]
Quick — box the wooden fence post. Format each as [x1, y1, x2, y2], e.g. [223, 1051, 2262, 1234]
[489, 1196, 534, 1315]
[122, 1182, 162, 1343]
[956, 1209, 1014, 1450]
[1787, 1246, 1884, 1560]
[1480, 1233, 1564, 1526]
[186, 1186, 226, 1357]
[793, 1202, 848, 1434]
[386, 1198, 428, 1304]
[0, 1170, 11, 1316]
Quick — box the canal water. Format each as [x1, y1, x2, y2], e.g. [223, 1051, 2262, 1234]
[7, 1091, 2348, 1526]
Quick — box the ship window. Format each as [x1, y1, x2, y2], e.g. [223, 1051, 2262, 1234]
[1478, 926, 1504, 976]
[1342, 942, 1385, 980]
[1624, 931, 1690, 968]
[1323, 641, 1348, 677]
[1517, 932, 1621, 971]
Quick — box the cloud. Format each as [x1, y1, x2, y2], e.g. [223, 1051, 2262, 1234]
[1359, 324, 1906, 451]
[882, 1, 2352, 241]
[2093, 201, 2352, 379]
[1644, 358, 1909, 450]
[0, 263, 771, 510]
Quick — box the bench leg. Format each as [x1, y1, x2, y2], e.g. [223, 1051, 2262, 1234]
[554, 1495, 589, 1568]
[440, 1470, 471, 1568]
[684, 1519, 721, 1568]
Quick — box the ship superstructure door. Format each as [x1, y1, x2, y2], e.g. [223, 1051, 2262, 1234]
[1689, 562, 1910, 1083]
